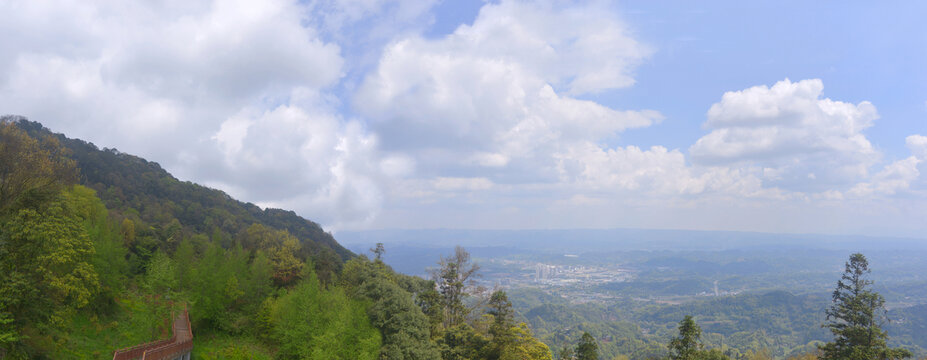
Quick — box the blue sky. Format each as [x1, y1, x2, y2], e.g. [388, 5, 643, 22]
[2, 0, 926, 237]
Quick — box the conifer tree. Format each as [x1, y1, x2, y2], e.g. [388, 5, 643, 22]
[819, 253, 911, 360]
[669, 316, 703, 360]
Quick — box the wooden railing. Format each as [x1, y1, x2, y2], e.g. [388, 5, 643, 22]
[111, 339, 173, 360]
[112, 308, 193, 360]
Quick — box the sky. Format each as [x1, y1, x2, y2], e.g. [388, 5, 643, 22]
[2, 0, 926, 237]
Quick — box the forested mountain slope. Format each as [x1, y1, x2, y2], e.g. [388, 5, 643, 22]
[0, 117, 554, 360]
[14, 118, 352, 264]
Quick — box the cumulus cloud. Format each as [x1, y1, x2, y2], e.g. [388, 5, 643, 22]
[849, 134, 927, 197]
[690, 79, 880, 192]
[357, 0, 661, 187]
[205, 91, 413, 228]
[0, 0, 397, 227]
[3, 0, 925, 235]
[556, 143, 766, 197]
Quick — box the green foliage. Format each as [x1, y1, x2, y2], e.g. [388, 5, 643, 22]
[667, 316, 731, 360]
[0, 186, 101, 351]
[819, 253, 911, 360]
[501, 323, 553, 360]
[186, 243, 272, 334]
[0, 117, 76, 214]
[487, 290, 517, 359]
[343, 257, 442, 359]
[520, 301, 665, 360]
[433, 246, 481, 329]
[191, 334, 275, 360]
[38, 293, 176, 359]
[244, 224, 304, 286]
[269, 272, 381, 360]
[576, 332, 599, 360]
[439, 323, 489, 360]
[0, 119, 553, 360]
[669, 316, 702, 360]
[145, 250, 178, 293]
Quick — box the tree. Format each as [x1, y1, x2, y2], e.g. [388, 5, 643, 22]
[669, 316, 702, 360]
[666, 316, 730, 360]
[271, 271, 381, 360]
[501, 323, 553, 360]
[120, 218, 136, 247]
[341, 257, 441, 359]
[819, 253, 912, 360]
[431, 246, 482, 328]
[488, 290, 515, 340]
[439, 323, 489, 360]
[371, 242, 385, 261]
[144, 250, 178, 293]
[487, 290, 516, 359]
[0, 186, 101, 354]
[0, 118, 76, 214]
[243, 224, 303, 286]
[576, 332, 599, 360]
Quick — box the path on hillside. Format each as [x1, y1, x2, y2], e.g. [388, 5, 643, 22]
[112, 308, 193, 360]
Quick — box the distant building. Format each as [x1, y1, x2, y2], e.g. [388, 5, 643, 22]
[535, 263, 559, 282]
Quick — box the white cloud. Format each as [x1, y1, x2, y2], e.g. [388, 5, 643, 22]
[204, 94, 410, 229]
[690, 79, 880, 192]
[356, 0, 660, 184]
[3, 1, 925, 236]
[555, 142, 767, 197]
[848, 134, 927, 197]
[0, 0, 391, 228]
[907, 134, 927, 159]
[848, 156, 920, 197]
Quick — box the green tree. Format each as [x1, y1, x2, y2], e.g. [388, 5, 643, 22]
[271, 272, 381, 359]
[431, 246, 481, 329]
[144, 250, 178, 293]
[487, 290, 516, 359]
[576, 332, 599, 360]
[669, 316, 702, 360]
[489, 290, 515, 339]
[439, 323, 489, 360]
[0, 118, 76, 214]
[341, 257, 441, 359]
[819, 253, 912, 360]
[0, 186, 101, 353]
[120, 218, 136, 247]
[501, 323, 552, 360]
[243, 224, 303, 286]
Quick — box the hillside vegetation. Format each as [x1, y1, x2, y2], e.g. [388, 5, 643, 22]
[0, 118, 551, 359]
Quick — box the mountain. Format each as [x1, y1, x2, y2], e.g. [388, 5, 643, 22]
[13, 118, 353, 263]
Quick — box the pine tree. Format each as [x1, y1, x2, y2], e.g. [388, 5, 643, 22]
[819, 253, 911, 360]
